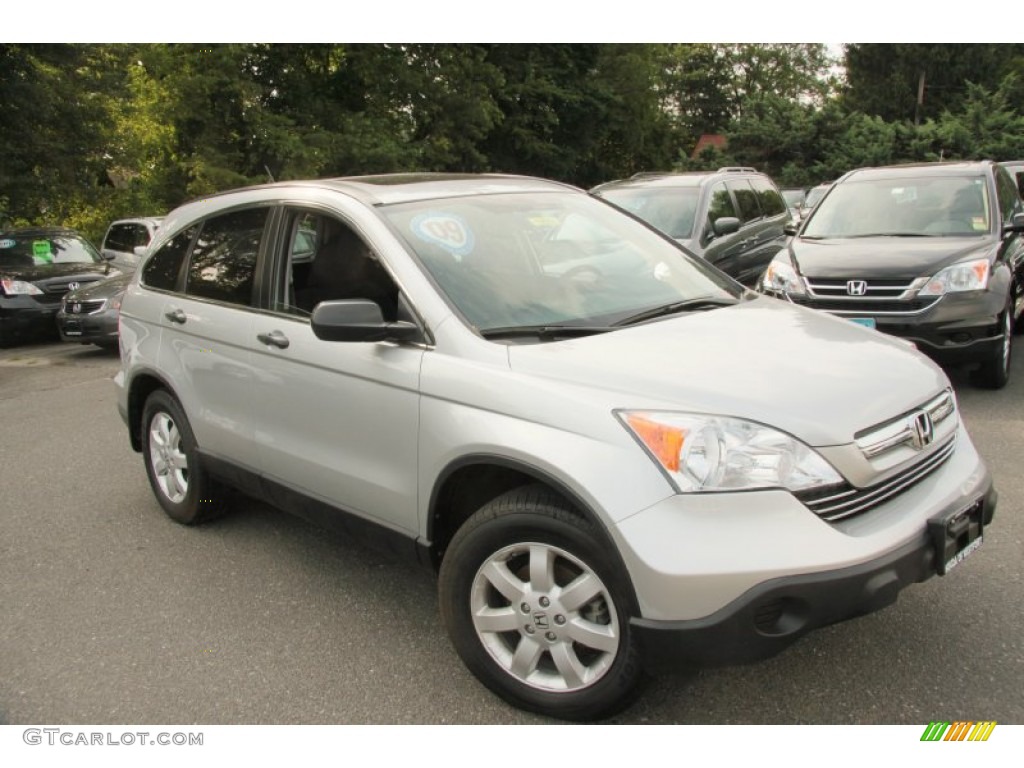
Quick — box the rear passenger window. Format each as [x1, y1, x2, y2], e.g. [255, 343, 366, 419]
[751, 178, 787, 216]
[727, 180, 763, 222]
[185, 208, 268, 306]
[141, 226, 197, 291]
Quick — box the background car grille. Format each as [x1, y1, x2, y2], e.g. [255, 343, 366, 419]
[792, 296, 938, 314]
[796, 277, 938, 315]
[44, 278, 102, 295]
[66, 299, 106, 314]
[795, 433, 957, 522]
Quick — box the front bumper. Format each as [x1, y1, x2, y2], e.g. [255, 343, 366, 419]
[57, 306, 119, 345]
[0, 296, 61, 341]
[632, 484, 995, 671]
[770, 289, 1006, 367]
[612, 424, 995, 671]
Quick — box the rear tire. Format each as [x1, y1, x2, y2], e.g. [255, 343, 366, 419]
[439, 485, 645, 721]
[141, 390, 226, 524]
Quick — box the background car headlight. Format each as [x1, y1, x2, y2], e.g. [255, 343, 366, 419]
[1, 279, 43, 296]
[760, 259, 806, 296]
[620, 411, 843, 493]
[918, 258, 990, 296]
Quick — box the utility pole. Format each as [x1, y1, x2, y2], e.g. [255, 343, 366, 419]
[914, 70, 926, 125]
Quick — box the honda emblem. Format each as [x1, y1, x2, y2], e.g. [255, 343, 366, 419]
[846, 280, 867, 296]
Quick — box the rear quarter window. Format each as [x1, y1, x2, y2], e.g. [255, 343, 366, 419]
[141, 227, 197, 291]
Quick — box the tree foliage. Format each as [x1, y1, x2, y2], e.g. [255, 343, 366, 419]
[2, 43, 1022, 243]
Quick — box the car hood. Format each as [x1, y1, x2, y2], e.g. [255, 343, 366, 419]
[64, 272, 132, 300]
[0, 261, 119, 283]
[506, 297, 948, 447]
[788, 236, 994, 279]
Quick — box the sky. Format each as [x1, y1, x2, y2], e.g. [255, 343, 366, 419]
[6, 3, 1022, 42]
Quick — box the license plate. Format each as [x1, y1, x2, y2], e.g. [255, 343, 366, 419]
[928, 498, 985, 575]
[849, 317, 876, 329]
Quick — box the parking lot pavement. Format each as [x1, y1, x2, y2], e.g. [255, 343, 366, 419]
[0, 340, 1022, 724]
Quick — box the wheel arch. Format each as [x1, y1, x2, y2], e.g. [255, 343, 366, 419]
[126, 369, 179, 452]
[427, 455, 636, 601]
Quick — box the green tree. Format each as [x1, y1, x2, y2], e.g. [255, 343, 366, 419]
[842, 44, 1024, 123]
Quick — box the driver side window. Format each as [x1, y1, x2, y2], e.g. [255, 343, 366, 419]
[276, 211, 400, 321]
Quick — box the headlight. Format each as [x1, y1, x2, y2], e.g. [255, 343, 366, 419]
[620, 411, 843, 493]
[919, 258, 990, 297]
[1, 279, 43, 296]
[760, 259, 805, 296]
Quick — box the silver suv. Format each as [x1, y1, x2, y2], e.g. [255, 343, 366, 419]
[115, 174, 995, 721]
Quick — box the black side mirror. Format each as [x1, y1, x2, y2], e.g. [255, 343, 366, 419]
[311, 299, 421, 343]
[1004, 211, 1024, 235]
[711, 216, 741, 237]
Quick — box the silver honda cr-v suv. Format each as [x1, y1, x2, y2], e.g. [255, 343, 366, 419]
[115, 174, 996, 721]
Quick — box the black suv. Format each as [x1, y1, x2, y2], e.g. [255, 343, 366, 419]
[760, 160, 1024, 389]
[591, 167, 791, 286]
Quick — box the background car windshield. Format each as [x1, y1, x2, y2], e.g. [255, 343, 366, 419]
[781, 189, 805, 207]
[596, 187, 699, 240]
[0, 233, 101, 268]
[382, 192, 736, 331]
[802, 176, 991, 238]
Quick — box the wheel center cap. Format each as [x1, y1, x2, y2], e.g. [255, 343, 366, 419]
[532, 612, 549, 629]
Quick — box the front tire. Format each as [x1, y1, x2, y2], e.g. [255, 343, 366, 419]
[141, 390, 225, 524]
[972, 309, 1012, 390]
[439, 485, 645, 721]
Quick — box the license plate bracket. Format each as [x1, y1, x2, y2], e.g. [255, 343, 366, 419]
[928, 498, 984, 575]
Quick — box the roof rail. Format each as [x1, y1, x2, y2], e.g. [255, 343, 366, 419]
[718, 166, 758, 173]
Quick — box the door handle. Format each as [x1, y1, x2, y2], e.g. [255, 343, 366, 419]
[164, 308, 186, 324]
[257, 330, 290, 349]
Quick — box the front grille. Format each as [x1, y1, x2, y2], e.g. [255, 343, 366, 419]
[65, 299, 106, 314]
[794, 296, 939, 314]
[796, 433, 957, 522]
[44, 278, 101, 295]
[798, 276, 938, 316]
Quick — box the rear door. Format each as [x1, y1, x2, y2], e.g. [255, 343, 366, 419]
[151, 207, 269, 472]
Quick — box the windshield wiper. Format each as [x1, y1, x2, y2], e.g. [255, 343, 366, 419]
[480, 324, 614, 341]
[613, 296, 738, 327]
[844, 232, 934, 238]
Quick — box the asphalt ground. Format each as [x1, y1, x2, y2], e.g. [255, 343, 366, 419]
[0, 338, 1021, 726]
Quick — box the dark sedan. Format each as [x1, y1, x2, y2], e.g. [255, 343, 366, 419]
[1, 227, 123, 347]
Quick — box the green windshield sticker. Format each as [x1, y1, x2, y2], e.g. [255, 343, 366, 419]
[32, 240, 53, 264]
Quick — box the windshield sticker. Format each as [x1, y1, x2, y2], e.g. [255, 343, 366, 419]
[528, 214, 561, 229]
[972, 217, 987, 231]
[32, 240, 53, 264]
[0, 239, 14, 249]
[891, 187, 917, 204]
[411, 213, 475, 258]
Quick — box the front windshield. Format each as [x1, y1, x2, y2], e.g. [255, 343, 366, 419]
[595, 187, 699, 240]
[0, 233, 101, 268]
[381, 192, 738, 332]
[802, 175, 991, 239]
